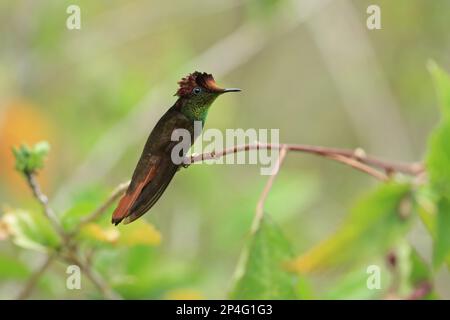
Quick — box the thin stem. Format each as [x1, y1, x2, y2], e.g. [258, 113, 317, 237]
[324, 153, 388, 181]
[252, 146, 289, 232]
[68, 253, 121, 300]
[16, 252, 56, 300]
[25, 172, 67, 239]
[78, 143, 423, 229]
[188, 143, 423, 176]
[76, 181, 130, 231]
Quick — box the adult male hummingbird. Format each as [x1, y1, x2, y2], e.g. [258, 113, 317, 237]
[112, 72, 241, 225]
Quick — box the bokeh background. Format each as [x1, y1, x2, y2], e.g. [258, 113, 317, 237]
[1, 0, 450, 299]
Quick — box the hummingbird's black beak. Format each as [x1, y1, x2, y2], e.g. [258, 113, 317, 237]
[221, 88, 241, 93]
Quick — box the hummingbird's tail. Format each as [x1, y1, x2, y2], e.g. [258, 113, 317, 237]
[122, 162, 178, 224]
[112, 164, 159, 225]
[112, 157, 179, 225]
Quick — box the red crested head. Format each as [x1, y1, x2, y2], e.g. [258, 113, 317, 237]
[175, 71, 227, 97]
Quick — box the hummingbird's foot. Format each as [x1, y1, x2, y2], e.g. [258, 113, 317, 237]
[177, 162, 190, 171]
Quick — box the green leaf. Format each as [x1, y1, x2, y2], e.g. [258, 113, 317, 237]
[296, 276, 315, 300]
[0, 254, 30, 280]
[425, 63, 450, 268]
[403, 247, 436, 300]
[433, 197, 450, 267]
[324, 264, 390, 300]
[415, 187, 450, 268]
[426, 122, 450, 197]
[2, 209, 60, 252]
[428, 61, 450, 119]
[230, 215, 297, 299]
[287, 183, 413, 273]
[409, 249, 431, 286]
[12, 141, 50, 174]
[425, 62, 450, 195]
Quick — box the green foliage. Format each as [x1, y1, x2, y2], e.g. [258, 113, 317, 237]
[287, 183, 413, 273]
[0, 254, 30, 280]
[230, 215, 297, 299]
[425, 62, 450, 268]
[408, 249, 432, 287]
[433, 198, 450, 267]
[324, 265, 389, 300]
[5, 62, 450, 299]
[12, 141, 50, 174]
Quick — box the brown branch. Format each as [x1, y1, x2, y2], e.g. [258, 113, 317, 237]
[324, 153, 388, 181]
[25, 172, 67, 239]
[16, 252, 56, 300]
[188, 143, 424, 176]
[81, 143, 423, 229]
[16, 141, 423, 300]
[252, 146, 289, 232]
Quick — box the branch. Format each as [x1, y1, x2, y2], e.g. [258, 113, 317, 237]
[324, 153, 388, 181]
[67, 253, 121, 300]
[188, 143, 424, 177]
[76, 181, 130, 231]
[25, 172, 67, 240]
[16, 252, 56, 300]
[82, 142, 424, 226]
[252, 146, 289, 232]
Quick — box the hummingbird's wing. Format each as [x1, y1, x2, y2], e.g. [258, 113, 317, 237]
[111, 154, 162, 225]
[112, 108, 193, 225]
[122, 153, 179, 224]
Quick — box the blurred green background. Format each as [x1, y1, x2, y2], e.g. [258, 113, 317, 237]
[1, 0, 450, 299]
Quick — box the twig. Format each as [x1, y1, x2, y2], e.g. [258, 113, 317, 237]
[16, 140, 425, 300]
[324, 153, 388, 181]
[82, 142, 423, 229]
[76, 181, 130, 231]
[252, 146, 289, 232]
[16, 252, 56, 300]
[188, 143, 423, 176]
[25, 172, 67, 240]
[68, 253, 121, 300]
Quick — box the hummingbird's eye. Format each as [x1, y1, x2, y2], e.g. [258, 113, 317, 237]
[193, 87, 202, 94]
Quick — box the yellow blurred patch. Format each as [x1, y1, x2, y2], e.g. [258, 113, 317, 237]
[81, 220, 161, 246]
[82, 223, 120, 243]
[165, 289, 204, 300]
[117, 220, 162, 246]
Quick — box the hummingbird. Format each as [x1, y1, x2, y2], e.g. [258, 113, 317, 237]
[111, 72, 241, 225]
